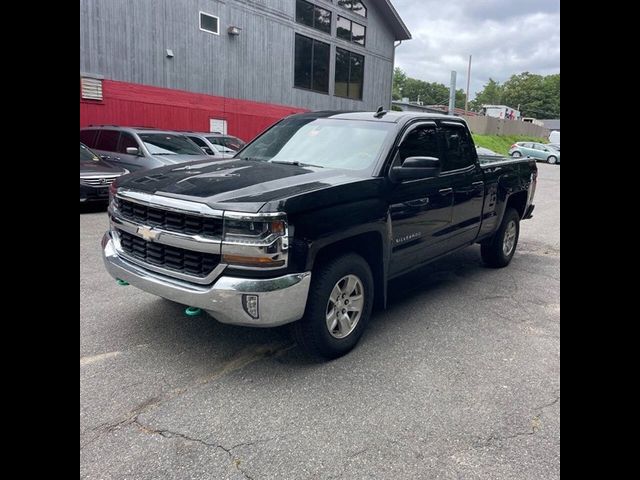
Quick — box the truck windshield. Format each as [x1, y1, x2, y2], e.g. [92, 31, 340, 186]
[239, 118, 394, 170]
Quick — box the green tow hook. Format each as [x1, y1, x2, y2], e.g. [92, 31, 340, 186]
[116, 278, 129, 286]
[185, 307, 202, 317]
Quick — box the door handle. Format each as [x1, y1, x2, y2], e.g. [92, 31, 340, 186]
[472, 181, 484, 186]
[405, 198, 429, 207]
[438, 188, 453, 195]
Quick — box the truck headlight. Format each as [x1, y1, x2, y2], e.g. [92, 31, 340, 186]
[108, 182, 118, 209]
[221, 214, 289, 269]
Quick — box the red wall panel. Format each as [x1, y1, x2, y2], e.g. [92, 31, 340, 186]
[80, 80, 308, 142]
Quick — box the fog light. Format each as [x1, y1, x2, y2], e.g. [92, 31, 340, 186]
[242, 294, 259, 319]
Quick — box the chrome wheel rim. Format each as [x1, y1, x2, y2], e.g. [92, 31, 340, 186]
[326, 274, 364, 339]
[503, 221, 517, 256]
[548, 156, 557, 164]
[513, 151, 521, 157]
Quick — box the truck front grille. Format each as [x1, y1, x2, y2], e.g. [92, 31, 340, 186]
[117, 198, 222, 237]
[118, 230, 220, 278]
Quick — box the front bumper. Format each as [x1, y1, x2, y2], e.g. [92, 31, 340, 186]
[80, 184, 110, 202]
[102, 231, 311, 327]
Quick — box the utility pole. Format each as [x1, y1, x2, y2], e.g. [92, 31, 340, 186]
[465, 55, 472, 114]
[448, 71, 457, 115]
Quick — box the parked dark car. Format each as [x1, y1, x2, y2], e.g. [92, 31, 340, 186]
[103, 111, 537, 359]
[80, 143, 129, 203]
[80, 126, 211, 172]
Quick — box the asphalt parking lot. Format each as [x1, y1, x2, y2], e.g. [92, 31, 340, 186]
[80, 163, 559, 480]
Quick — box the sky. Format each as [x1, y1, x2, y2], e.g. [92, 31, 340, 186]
[391, 0, 560, 101]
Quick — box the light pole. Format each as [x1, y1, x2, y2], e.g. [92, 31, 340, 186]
[465, 55, 472, 114]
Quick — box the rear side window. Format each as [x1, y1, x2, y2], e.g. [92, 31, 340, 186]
[118, 133, 139, 153]
[95, 130, 120, 152]
[440, 125, 474, 171]
[188, 136, 207, 147]
[80, 130, 98, 147]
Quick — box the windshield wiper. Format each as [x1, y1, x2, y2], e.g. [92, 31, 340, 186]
[269, 160, 324, 168]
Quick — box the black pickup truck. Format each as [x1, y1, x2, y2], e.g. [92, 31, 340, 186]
[103, 111, 537, 359]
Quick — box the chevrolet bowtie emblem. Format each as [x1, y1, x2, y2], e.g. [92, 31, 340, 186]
[137, 226, 160, 242]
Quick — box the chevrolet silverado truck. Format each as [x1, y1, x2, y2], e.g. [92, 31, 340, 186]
[103, 111, 537, 359]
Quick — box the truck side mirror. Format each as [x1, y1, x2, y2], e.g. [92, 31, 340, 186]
[126, 147, 140, 156]
[391, 157, 441, 182]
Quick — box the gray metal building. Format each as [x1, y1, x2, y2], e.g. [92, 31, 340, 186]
[80, 0, 411, 139]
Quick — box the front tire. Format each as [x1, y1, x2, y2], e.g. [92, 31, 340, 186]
[547, 155, 557, 164]
[512, 151, 522, 158]
[291, 253, 374, 360]
[481, 208, 520, 268]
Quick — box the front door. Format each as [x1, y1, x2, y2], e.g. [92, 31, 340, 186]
[115, 132, 146, 172]
[388, 122, 454, 278]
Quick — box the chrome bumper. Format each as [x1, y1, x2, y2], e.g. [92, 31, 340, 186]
[102, 231, 311, 327]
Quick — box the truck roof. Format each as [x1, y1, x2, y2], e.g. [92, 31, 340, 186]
[290, 110, 466, 124]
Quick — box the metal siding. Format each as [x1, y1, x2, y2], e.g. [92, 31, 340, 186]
[80, 0, 395, 109]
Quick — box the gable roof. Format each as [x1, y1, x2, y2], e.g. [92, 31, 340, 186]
[372, 0, 412, 40]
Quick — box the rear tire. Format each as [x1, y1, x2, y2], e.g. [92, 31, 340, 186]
[291, 253, 374, 360]
[512, 151, 522, 158]
[547, 155, 557, 164]
[481, 208, 520, 268]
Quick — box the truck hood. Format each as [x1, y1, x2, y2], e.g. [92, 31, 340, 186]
[117, 158, 381, 213]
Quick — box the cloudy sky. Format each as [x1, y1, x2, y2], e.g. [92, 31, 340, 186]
[392, 0, 560, 100]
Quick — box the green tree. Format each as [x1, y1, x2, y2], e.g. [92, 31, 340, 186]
[501, 72, 560, 118]
[469, 73, 559, 118]
[469, 78, 503, 111]
[392, 67, 407, 100]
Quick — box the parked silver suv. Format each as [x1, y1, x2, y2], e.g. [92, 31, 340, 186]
[80, 126, 211, 172]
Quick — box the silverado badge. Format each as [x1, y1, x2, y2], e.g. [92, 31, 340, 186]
[137, 226, 160, 242]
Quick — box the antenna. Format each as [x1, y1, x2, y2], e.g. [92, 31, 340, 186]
[374, 106, 388, 118]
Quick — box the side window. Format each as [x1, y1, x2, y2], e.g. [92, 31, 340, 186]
[118, 133, 139, 153]
[188, 136, 207, 147]
[398, 126, 439, 163]
[95, 130, 120, 152]
[441, 126, 474, 171]
[80, 130, 98, 147]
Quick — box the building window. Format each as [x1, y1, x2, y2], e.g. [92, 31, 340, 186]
[335, 47, 364, 100]
[294, 34, 330, 94]
[336, 16, 366, 46]
[199, 12, 219, 35]
[296, 0, 332, 34]
[80, 76, 103, 101]
[337, 0, 367, 18]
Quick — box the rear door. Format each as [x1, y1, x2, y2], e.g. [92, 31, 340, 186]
[439, 122, 485, 246]
[92, 130, 121, 166]
[388, 122, 454, 277]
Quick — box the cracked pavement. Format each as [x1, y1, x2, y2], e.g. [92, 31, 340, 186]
[80, 164, 560, 479]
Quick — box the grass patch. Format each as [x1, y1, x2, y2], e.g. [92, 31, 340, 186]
[472, 134, 548, 156]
